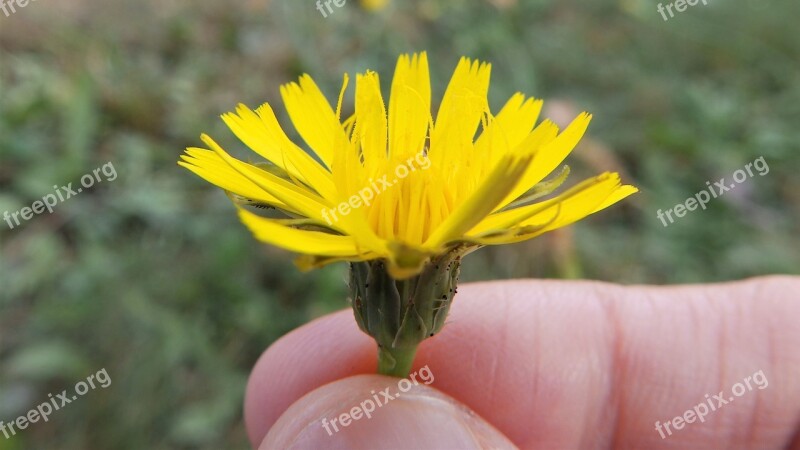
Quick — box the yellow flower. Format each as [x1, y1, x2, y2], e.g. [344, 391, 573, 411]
[359, 0, 389, 11]
[179, 52, 637, 278]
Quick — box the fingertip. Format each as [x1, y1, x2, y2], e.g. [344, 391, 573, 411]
[260, 375, 516, 450]
[244, 310, 375, 447]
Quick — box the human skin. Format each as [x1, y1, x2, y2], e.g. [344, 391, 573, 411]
[245, 276, 800, 449]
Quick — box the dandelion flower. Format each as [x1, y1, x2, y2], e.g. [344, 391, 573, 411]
[179, 52, 637, 376]
[359, 0, 389, 11]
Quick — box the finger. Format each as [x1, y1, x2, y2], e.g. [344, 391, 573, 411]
[245, 276, 800, 449]
[244, 308, 375, 446]
[260, 374, 516, 449]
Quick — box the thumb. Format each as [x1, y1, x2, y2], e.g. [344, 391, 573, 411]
[260, 374, 516, 449]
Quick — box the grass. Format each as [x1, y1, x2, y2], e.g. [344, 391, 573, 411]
[0, 0, 797, 448]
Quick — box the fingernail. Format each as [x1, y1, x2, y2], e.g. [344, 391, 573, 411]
[261, 374, 516, 450]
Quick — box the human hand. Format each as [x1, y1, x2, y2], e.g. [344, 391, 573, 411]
[245, 276, 800, 449]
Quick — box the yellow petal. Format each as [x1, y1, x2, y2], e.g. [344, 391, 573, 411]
[474, 93, 543, 174]
[424, 152, 532, 249]
[430, 57, 491, 169]
[355, 71, 388, 171]
[591, 184, 639, 213]
[280, 75, 349, 167]
[238, 208, 365, 257]
[469, 173, 637, 244]
[496, 112, 591, 210]
[201, 134, 334, 225]
[179, 148, 295, 212]
[501, 183, 637, 244]
[471, 172, 620, 234]
[220, 103, 337, 201]
[388, 52, 431, 161]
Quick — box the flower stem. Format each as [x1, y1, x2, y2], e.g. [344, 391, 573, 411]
[377, 345, 418, 378]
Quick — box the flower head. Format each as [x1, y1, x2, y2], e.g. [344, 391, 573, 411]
[179, 52, 637, 278]
[359, 0, 389, 11]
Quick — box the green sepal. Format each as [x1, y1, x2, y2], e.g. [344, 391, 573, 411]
[349, 248, 465, 377]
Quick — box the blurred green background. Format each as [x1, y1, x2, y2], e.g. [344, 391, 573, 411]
[0, 0, 797, 448]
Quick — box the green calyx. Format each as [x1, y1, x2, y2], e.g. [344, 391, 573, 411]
[349, 248, 463, 377]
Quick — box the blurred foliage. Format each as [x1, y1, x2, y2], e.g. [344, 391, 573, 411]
[0, 0, 798, 448]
